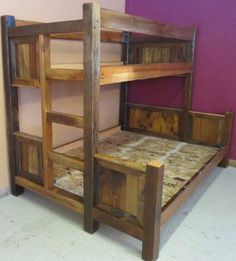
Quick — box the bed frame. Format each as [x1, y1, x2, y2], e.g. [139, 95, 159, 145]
[1, 3, 233, 261]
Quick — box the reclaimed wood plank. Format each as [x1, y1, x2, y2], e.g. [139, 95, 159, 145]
[101, 8, 195, 41]
[142, 161, 164, 261]
[47, 111, 84, 128]
[83, 2, 101, 233]
[1, 15, 24, 196]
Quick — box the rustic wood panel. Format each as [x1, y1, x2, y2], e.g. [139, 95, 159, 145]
[128, 107, 180, 139]
[101, 8, 195, 41]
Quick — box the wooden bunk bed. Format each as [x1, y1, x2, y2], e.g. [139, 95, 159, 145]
[1, 3, 233, 261]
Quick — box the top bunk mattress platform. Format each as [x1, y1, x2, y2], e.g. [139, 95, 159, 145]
[54, 130, 219, 209]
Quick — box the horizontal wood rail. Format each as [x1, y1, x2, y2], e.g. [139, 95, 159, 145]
[47, 111, 84, 128]
[50, 31, 124, 43]
[101, 8, 195, 41]
[8, 19, 83, 37]
[12, 79, 40, 88]
[14, 131, 42, 144]
[49, 151, 84, 171]
[15, 176, 84, 214]
[93, 207, 143, 240]
[95, 153, 145, 176]
[47, 63, 192, 84]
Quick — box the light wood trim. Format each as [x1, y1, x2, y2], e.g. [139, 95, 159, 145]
[12, 79, 40, 88]
[50, 31, 124, 43]
[39, 34, 53, 189]
[15, 176, 83, 214]
[93, 207, 143, 240]
[47, 111, 84, 128]
[14, 131, 42, 143]
[101, 8, 195, 41]
[9, 19, 83, 37]
[46, 63, 192, 84]
[49, 151, 84, 171]
[15, 19, 39, 26]
[161, 147, 227, 226]
[95, 153, 145, 176]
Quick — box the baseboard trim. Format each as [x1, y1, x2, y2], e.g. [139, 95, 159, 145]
[229, 159, 236, 168]
[0, 187, 10, 199]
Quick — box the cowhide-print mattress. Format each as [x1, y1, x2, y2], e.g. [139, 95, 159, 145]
[54, 131, 218, 208]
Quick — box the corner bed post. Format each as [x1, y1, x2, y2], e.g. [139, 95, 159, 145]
[1, 15, 24, 196]
[219, 111, 233, 167]
[142, 161, 164, 261]
[83, 2, 101, 233]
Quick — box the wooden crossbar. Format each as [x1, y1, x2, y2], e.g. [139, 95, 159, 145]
[47, 111, 84, 128]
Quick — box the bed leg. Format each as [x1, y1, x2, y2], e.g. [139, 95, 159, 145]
[12, 184, 24, 196]
[142, 162, 164, 261]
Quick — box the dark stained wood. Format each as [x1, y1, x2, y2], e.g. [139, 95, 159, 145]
[101, 8, 195, 41]
[47, 111, 84, 128]
[8, 19, 83, 37]
[219, 112, 233, 167]
[142, 161, 164, 261]
[1, 15, 24, 196]
[83, 2, 101, 233]
[93, 207, 143, 240]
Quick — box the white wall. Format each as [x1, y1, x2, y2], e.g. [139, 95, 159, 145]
[0, 0, 125, 192]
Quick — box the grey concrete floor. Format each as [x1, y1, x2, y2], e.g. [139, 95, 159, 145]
[0, 167, 235, 261]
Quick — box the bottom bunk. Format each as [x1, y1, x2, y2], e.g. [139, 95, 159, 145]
[54, 130, 219, 215]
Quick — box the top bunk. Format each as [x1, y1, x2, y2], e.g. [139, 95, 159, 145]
[4, 2, 196, 88]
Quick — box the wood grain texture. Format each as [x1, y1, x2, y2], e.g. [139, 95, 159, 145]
[1, 15, 24, 196]
[38, 34, 53, 188]
[101, 8, 195, 41]
[83, 2, 101, 233]
[47, 63, 192, 84]
[47, 111, 84, 128]
[142, 163, 164, 261]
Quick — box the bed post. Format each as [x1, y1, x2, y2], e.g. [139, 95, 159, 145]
[83, 2, 101, 233]
[219, 111, 233, 167]
[1, 16, 24, 196]
[142, 161, 164, 261]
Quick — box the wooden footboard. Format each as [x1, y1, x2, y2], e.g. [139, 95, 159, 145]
[93, 153, 164, 261]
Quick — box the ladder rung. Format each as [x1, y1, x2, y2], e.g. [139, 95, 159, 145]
[49, 151, 84, 171]
[47, 111, 84, 128]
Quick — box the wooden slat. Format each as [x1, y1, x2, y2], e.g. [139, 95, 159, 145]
[38, 34, 53, 189]
[95, 153, 145, 176]
[93, 207, 143, 240]
[49, 151, 84, 171]
[83, 2, 101, 233]
[15, 19, 39, 26]
[142, 161, 164, 261]
[46, 63, 192, 84]
[8, 19, 83, 37]
[47, 111, 84, 128]
[15, 176, 83, 214]
[50, 31, 124, 43]
[101, 8, 195, 41]
[12, 79, 40, 88]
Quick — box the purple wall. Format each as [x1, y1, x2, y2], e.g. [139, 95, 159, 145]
[126, 0, 236, 159]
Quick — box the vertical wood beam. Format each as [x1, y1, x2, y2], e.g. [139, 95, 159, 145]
[83, 2, 101, 233]
[219, 111, 233, 167]
[142, 161, 164, 261]
[38, 34, 53, 188]
[1, 15, 24, 196]
[180, 28, 197, 141]
[119, 32, 129, 130]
